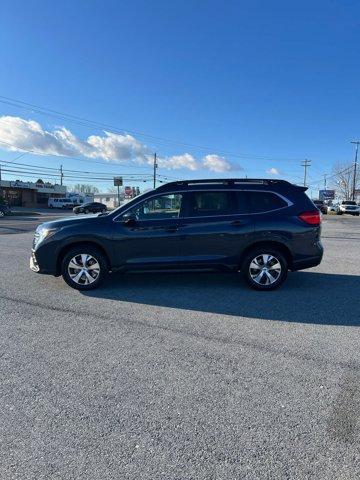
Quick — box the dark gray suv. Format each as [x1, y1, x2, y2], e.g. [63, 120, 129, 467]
[30, 179, 323, 291]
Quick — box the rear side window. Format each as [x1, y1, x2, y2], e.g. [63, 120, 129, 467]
[187, 191, 235, 216]
[247, 192, 287, 213]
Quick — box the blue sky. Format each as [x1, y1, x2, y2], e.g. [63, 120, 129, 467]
[1, 0, 360, 194]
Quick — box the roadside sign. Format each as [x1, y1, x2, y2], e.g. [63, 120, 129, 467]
[319, 189, 335, 200]
[114, 176, 123, 186]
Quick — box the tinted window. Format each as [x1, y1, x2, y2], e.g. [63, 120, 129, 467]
[248, 192, 287, 213]
[235, 191, 250, 214]
[187, 191, 234, 217]
[127, 193, 182, 220]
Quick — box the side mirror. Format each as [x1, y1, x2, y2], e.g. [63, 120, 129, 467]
[122, 212, 137, 225]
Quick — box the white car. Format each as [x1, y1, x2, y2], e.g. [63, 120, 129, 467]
[337, 201, 360, 216]
[327, 203, 339, 213]
[48, 198, 74, 209]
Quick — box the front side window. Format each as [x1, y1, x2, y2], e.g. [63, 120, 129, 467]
[247, 192, 287, 213]
[126, 193, 183, 220]
[187, 191, 235, 217]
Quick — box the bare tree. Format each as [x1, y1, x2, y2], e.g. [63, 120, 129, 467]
[70, 184, 100, 194]
[331, 162, 359, 200]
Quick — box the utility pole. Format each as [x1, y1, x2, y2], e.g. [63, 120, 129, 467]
[60, 165, 64, 186]
[153, 153, 157, 189]
[324, 174, 327, 189]
[350, 141, 359, 201]
[0, 164, 2, 183]
[301, 159, 311, 187]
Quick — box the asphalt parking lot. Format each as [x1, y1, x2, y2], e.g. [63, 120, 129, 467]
[0, 214, 359, 479]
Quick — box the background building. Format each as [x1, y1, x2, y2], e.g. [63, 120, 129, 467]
[0, 179, 66, 207]
[94, 193, 121, 209]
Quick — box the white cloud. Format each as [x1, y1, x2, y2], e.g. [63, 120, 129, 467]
[266, 167, 280, 175]
[0, 115, 237, 173]
[202, 154, 234, 172]
[0, 115, 149, 163]
[156, 153, 199, 171]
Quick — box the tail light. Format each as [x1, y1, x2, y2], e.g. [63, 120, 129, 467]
[298, 211, 321, 226]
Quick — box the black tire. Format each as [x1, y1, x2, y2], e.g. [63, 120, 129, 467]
[0, 210, 5, 217]
[84, 209, 89, 214]
[61, 246, 108, 291]
[337, 211, 343, 215]
[49, 204, 53, 209]
[241, 248, 288, 291]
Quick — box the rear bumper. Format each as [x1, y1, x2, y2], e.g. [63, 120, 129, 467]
[291, 255, 322, 271]
[291, 241, 323, 271]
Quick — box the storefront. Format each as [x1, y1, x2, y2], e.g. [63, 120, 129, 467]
[0, 180, 67, 207]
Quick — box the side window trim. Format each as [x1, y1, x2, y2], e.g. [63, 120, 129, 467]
[113, 189, 292, 222]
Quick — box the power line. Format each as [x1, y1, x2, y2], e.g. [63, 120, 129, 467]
[0, 139, 152, 170]
[0, 94, 303, 163]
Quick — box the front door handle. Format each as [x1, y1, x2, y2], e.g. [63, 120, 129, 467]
[231, 220, 242, 226]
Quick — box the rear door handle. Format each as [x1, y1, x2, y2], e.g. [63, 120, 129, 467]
[231, 220, 243, 226]
[166, 226, 179, 233]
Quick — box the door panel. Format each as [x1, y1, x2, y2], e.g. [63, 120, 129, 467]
[112, 193, 183, 266]
[177, 215, 254, 265]
[177, 191, 254, 266]
[113, 219, 182, 265]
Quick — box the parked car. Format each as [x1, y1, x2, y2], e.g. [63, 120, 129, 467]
[326, 203, 339, 214]
[73, 202, 107, 214]
[48, 198, 74, 209]
[337, 201, 360, 216]
[30, 178, 323, 291]
[0, 203, 12, 217]
[312, 199, 327, 214]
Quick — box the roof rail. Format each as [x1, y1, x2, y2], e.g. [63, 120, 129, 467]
[156, 178, 294, 190]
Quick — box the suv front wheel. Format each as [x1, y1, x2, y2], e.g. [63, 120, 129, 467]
[241, 248, 288, 291]
[61, 246, 107, 290]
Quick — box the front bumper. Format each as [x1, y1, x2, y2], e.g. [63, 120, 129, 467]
[30, 247, 58, 275]
[30, 251, 40, 272]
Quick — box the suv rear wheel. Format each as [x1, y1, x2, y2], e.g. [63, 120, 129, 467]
[61, 246, 107, 290]
[241, 248, 288, 291]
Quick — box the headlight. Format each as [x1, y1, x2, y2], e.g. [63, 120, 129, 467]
[33, 225, 58, 247]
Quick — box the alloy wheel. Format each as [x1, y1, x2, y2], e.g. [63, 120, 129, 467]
[249, 254, 282, 286]
[68, 254, 100, 285]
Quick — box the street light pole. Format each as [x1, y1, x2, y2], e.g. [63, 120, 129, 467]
[301, 159, 311, 187]
[350, 141, 359, 201]
[153, 153, 157, 189]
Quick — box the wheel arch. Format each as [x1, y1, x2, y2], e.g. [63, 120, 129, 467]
[239, 241, 293, 269]
[56, 241, 111, 275]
